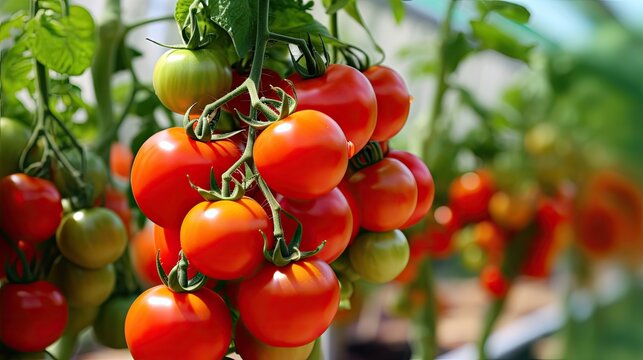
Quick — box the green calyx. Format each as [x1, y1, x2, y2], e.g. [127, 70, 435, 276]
[288, 34, 329, 79]
[156, 250, 207, 293]
[261, 212, 326, 267]
[349, 141, 385, 171]
[1, 230, 37, 284]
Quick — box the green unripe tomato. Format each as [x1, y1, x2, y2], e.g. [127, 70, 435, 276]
[152, 48, 232, 115]
[56, 207, 127, 269]
[64, 306, 100, 336]
[48, 257, 116, 307]
[0, 117, 31, 178]
[349, 230, 410, 283]
[93, 295, 136, 349]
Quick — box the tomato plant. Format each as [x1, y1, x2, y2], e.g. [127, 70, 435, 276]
[349, 230, 410, 283]
[254, 110, 350, 200]
[130, 127, 242, 228]
[53, 150, 108, 204]
[125, 286, 232, 360]
[110, 142, 133, 181]
[290, 64, 377, 153]
[363, 66, 411, 141]
[56, 207, 127, 270]
[181, 197, 271, 280]
[279, 188, 353, 263]
[0, 173, 63, 244]
[348, 158, 418, 231]
[224, 69, 290, 119]
[0, 281, 68, 352]
[153, 48, 232, 115]
[448, 170, 495, 224]
[238, 258, 340, 347]
[480, 265, 509, 299]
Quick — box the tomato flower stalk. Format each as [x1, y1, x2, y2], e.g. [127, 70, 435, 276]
[0, 230, 36, 284]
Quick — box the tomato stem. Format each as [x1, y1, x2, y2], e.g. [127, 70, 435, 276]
[0, 229, 34, 283]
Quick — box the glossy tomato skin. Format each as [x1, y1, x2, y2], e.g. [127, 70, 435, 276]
[0, 239, 37, 279]
[0, 174, 62, 244]
[0, 281, 68, 352]
[48, 257, 116, 307]
[235, 321, 315, 360]
[448, 170, 495, 224]
[0, 117, 31, 178]
[130, 223, 161, 287]
[348, 158, 418, 232]
[387, 150, 435, 229]
[238, 258, 340, 347]
[181, 197, 271, 280]
[349, 230, 410, 283]
[125, 286, 232, 360]
[290, 64, 377, 152]
[279, 188, 353, 263]
[130, 127, 241, 228]
[254, 110, 349, 200]
[56, 207, 127, 270]
[363, 66, 411, 141]
[153, 48, 231, 115]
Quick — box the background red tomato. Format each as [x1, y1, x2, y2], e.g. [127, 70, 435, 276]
[129, 223, 161, 287]
[448, 170, 495, 224]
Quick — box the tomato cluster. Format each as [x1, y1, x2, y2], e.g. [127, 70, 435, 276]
[0, 144, 130, 356]
[124, 46, 433, 358]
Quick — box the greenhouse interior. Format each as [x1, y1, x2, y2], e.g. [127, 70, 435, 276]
[1, 0, 642, 359]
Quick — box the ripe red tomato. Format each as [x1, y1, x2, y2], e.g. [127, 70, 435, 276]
[472, 221, 506, 263]
[0, 174, 62, 244]
[387, 150, 435, 229]
[480, 265, 509, 298]
[348, 158, 417, 232]
[338, 180, 360, 242]
[575, 200, 620, 257]
[129, 223, 161, 287]
[0, 281, 68, 352]
[279, 188, 353, 263]
[448, 170, 495, 224]
[238, 258, 340, 347]
[224, 69, 291, 119]
[130, 127, 242, 228]
[363, 66, 411, 141]
[110, 142, 133, 180]
[412, 226, 453, 259]
[125, 285, 232, 360]
[181, 197, 271, 280]
[235, 321, 315, 360]
[254, 110, 349, 200]
[290, 64, 377, 152]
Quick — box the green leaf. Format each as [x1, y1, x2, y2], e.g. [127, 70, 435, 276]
[175, 0, 193, 28]
[388, 0, 406, 24]
[324, 0, 351, 15]
[470, 20, 534, 62]
[27, 6, 96, 75]
[0, 36, 32, 93]
[444, 32, 472, 73]
[209, 0, 256, 58]
[0, 11, 26, 43]
[344, 0, 384, 62]
[477, 0, 530, 24]
[114, 42, 143, 73]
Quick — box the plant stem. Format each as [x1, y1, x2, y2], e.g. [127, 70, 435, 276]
[329, 11, 339, 63]
[413, 258, 437, 360]
[91, 0, 124, 163]
[421, 0, 458, 161]
[477, 298, 505, 360]
[126, 15, 174, 32]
